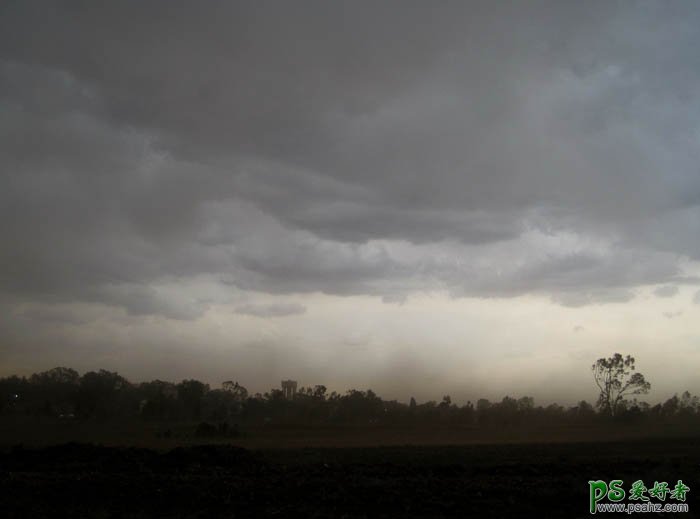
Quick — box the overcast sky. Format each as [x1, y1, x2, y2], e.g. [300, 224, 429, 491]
[2, 1, 700, 404]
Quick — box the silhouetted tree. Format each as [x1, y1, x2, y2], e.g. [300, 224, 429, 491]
[176, 379, 209, 420]
[312, 385, 327, 400]
[138, 380, 177, 420]
[572, 400, 596, 421]
[592, 354, 651, 416]
[77, 369, 132, 418]
[222, 380, 248, 400]
[439, 395, 452, 408]
[29, 367, 80, 415]
[5, 364, 700, 431]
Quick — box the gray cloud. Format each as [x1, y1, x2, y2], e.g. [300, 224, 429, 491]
[654, 285, 679, 298]
[1, 2, 700, 319]
[694, 291, 700, 305]
[235, 302, 307, 318]
[551, 289, 636, 308]
[17, 305, 94, 326]
[382, 294, 408, 306]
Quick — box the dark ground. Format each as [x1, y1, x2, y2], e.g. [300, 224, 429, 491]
[1, 437, 699, 518]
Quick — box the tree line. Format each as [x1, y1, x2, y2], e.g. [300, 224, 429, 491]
[0, 354, 696, 428]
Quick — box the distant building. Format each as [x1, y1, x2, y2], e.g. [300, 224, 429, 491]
[281, 380, 297, 399]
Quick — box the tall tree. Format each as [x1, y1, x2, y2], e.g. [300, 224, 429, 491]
[222, 380, 248, 400]
[592, 354, 650, 416]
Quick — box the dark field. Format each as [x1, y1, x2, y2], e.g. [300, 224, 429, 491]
[4, 416, 700, 449]
[1, 429, 699, 518]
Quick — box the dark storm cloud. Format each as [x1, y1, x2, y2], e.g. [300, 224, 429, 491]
[2, 1, 700, 317]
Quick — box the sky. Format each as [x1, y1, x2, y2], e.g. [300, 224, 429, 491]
[1, 1, 700, 405]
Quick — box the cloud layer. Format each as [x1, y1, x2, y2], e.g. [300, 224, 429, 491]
[2, 1, 700, 319]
